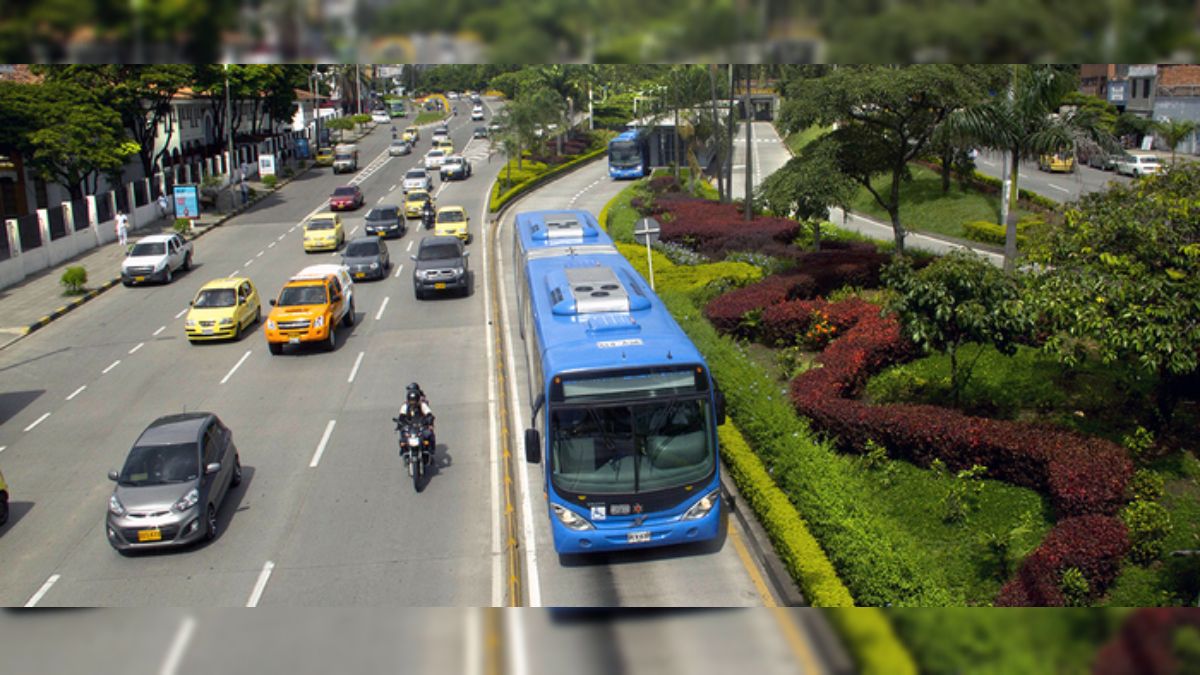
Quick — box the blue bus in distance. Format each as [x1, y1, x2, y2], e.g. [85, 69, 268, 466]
[512, 209, 726, 554]
[608, 128, 650, 179]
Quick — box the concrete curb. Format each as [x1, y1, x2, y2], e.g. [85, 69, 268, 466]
[23, 278, 121, 336]
[719, 470, 807, 607]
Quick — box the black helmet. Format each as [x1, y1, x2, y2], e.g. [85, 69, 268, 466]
[407, 382, 421, 393]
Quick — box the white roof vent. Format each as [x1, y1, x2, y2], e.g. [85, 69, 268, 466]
[566, 266, 628, 313]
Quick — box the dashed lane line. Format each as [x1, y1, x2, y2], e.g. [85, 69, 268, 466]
[174, 308, 188, 319]
[102, 360, 121, 374]
[393, 263, 404, 279]
[347, 351, 365, 383]
[309, 420, 336, 468]
[153, 325, 166, 336]
[159, 615, 197, 675]
[219, 350, 252, 385]
[245, 561, 275, 607]
[24, 574, 60, 607]
[375, 296, 390, 321]
[66, 385, 86, 401]
[23, 412, 51, 432]
[129, 342, 144, 354]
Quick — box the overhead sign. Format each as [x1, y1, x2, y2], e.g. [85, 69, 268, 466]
[633, 217, 661, 246]
[173, 185, 200, 220]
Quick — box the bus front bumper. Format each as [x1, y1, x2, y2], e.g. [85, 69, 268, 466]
[549, 499, 720, 554]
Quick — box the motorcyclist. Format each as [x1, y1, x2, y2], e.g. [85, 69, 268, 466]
[421, 198, 436, 230]
[397, 383, 435, 461]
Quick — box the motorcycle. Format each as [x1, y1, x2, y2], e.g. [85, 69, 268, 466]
[394, 416, 434, 491]
[422, 208, 435, 230]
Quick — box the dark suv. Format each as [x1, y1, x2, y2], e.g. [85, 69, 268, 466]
[411, 236, 469, 299]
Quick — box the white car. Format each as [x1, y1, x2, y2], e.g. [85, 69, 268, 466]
[121, 233, 193, 286]
[1115, 153, 1161, 177]
[403, 168, 433, 192]
[446, 91, 459, 100]
[471, 106, 484, 121]
[431, 130, 449, 146]
[424, 149, 447, 170]
[371, 111, 391, 124]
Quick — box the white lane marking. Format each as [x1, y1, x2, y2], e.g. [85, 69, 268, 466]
[1048, 183, 1070, 193]
[406, 240, 414, 252]
[159, 615, 197, 675]
[246, 561, 275, 607]
[377, 196, 386, 204]
[393, 263, 404, 279]
[0, 446, 6, 453]
[482, 175, 504, 608]
[66, 385, 87, 401]
[268, 241, 276, 248]
[153, 325, 166, 336]
[309, 420, 336, 468]
[506, 605, 530, 675]
[219, 350, 252, 385]
[347, 351, 365, 383]
[24, 412, 51, 432]
[465, 608, 483, 675]
[230, 270, 240, 277]
[245, 259, 255, 267]
[175, 308, 188, 319]
[390, 184, 398, 192]
[129, 342, 145, 354]
[24, 574, 60, 607]
[279, 233, 287, 240]
[495, 211, 542, 606]
[375, 296, 390, 321]
[257, 250, 264, 257]
[349, 226, 359, 237]
[102, 360, 121, 374]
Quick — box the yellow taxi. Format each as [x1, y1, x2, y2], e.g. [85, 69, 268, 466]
[405, 190, 433, 218]
[185, 277, 262, 342]
[1038, 152, 1075, 173]
[434, 138, 454, 154]
[315, 146, 334, 166]
[403, 126, 420, 143]
[303, 212, 344, 252]
[435, 206, 472, 244]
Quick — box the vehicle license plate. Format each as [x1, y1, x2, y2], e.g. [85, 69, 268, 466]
[435, 283, 446, 290]
[627, 531, 651, 544]
[378, 231, 387, 237]
[138, 529, 162, 542]
[135, 276, 145, 282]
[289, 337, 301, 344]
[202, 328, 214, 335]
[355, 273, 365, 279]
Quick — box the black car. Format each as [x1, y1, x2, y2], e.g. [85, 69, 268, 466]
[473, 126, 489, 139]
[364, 205, 406, 238]
[342, 237, 392, 281]
[411, 236, 469, 299]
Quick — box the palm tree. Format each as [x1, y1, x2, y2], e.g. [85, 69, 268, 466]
[952, 65, 1113, 272]
[1153, 117, 1197, 164]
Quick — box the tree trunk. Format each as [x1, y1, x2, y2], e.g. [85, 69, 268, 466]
[708, 64, 725, 203]
[811, 220, 822, 251]
[949, 343, 960, 408]
[941, 145, 953, 193]
[1154, 367, 1181, 430]
[674, 104, 681, 181]
[889, 170, 906, 253]
[743, 69, 753, 222]
[1002, 146, 1020, 272]
[726, 64, 736, 204]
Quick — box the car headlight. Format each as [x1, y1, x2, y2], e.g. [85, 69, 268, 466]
[682, 488, 721, 520]
[453, 267, 464, 277]
[108, 493, 126, 517]
[314, 315, 325, 328]
[267, 319, 276, 329]
[185, 319, 196, 328]
[172, 488, 200, 513]
[219, 318, 234, 325]
[551, 504, 594, 531]
[370, 262, 379, 270]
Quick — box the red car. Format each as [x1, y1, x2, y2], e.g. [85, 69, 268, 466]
[329, 186, 364, 211]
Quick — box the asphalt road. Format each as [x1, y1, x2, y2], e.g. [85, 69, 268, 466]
[495, 160, 780, 607]
[972, 150, 1132, 204]
[730, 122, 792, 201]
[0, 100, 505, 607]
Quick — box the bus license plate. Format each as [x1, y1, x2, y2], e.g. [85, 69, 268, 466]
[627, 531, 650, 544]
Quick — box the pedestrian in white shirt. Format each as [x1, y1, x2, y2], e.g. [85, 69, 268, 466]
[115, 210, 129, 247]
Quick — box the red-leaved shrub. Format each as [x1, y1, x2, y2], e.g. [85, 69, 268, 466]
[995, 515, 1129, 606]
[1091, 608, 1200, 675]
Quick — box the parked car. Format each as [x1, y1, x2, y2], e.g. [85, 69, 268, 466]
[342, 237, 391, 281]
[1115, 153, 1162, 177]
[424, 148, 447, 170]
[412, 236, 469, 299]
[473, 126, 489, 139]
[364, 205, 406, 239]
[405, 190, 433, 218]
[389, 139, 412, 156]
[303, 213, 345, 252]
[264, 264, 355, 354]
[1038, 152, 1075, 173]
[185, 277, 262, 342]
[121, 233, 193, 286]
[106, 412, 241, 551]
[329, 185, 364, 210]
[440, 155, 473, 181]
[403, 168, 433, 193]
[434, 205, 472, 244]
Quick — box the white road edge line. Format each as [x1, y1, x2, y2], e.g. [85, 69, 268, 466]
[506, 603, 530, 675]
[153, 325, 166, 336]
[347, 351, 365, 383]
[309, 420, 336, 468]
[483, 182, 504, 608]
[246, 561, 275, 607]
[129, 342, 145, 354]
[102, 360, 121, 374]
[219, 350, 252, 385]
[375, 296, 390, 321]
[24, 412, 51, 432]
[1048, 183, 1071, 193]
[175, 308, 188, 319]
[394, 263, 403, 279]
[465, 607, 483, 675]
[158, 615, 197, 675]
[24, 574, 60, 607]
[66, 385, 86, 401]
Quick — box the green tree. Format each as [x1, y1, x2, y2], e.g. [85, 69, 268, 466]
[323, 117, 355, 142]
[1153, 117, 1197, 165]
[884, 250, 1032, 406]
[1026, 162, 1200, 427]
[756, 138, 856, 251]
[782, 65, 991, 254]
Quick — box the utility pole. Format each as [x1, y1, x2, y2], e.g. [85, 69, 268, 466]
[726, 64, 735, 204]
[224, 64, 235, 191]
[743, 66, 753, 221]
[708, 64, 725, 203]
[355, 64, 362, 116]
[1000, 64, 1017, 272]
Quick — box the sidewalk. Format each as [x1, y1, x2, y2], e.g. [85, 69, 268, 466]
[0, 157, 314, 351]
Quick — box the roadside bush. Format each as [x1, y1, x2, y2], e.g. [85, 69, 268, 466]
[173, 218, 191, 235]
[60, 265, 87, 294]
[614, 242, 760, 301]
[963, 218, 1038, 248]
[995, 515, 1129, 606]
[1121, 499, 1173, 565]
[1128, 469, 1165, 502]
[490, 148, 606, 212]
[825, 608, 919, 675]
[262, 174, 278, 189]
[1059, 566, 1091, 606]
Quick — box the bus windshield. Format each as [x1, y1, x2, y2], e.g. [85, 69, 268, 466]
[609, 140, 641, 167]
[549, 397, 713, 495]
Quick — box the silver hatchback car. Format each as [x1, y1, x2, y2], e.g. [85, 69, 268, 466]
[106, 413, 241, 552]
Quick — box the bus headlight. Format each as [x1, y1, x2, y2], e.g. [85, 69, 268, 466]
[551, 504, 594, 531]
[682, 489, 720, 520]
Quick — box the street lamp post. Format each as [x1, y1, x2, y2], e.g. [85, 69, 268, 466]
[224, 65, 236, 206]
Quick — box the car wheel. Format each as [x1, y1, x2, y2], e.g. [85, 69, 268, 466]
[268, 342, 283, 355]
[343, 300, 355, 327]
[0, 493, 8, 527]
[230, 454, 242, 487]
[165, 267, 173, 284]
[231, 320, 241, 341]
[122, 280, 132, 287]
[183, 252, 192, 271]
[255, 307, 262, 325]
[414, 287, 425, 300]
[326, 325, 337, 351]
[204, 504, 218, 541]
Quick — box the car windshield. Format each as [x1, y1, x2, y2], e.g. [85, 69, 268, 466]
[118, 443, 200, 487]
[308, 219, 335, 231]
[418, 243, 460, 261]
[1142, 157, 1160, 165]
[392, 140, 407, 146]
[332, 187, 357, 196]
[193, 288, 236, 308]
[408, 192, 429, 203]
[444, 157, 462, 165]
[129, 242, 166, 256]
[366, 208, 396, 220]
[345, 241, 380, 257]
[438, 210, 465, 223]
[406, 170, 426, 179]
[428, 150, 444, 158]
[277, 285, 327, 306]
[549, 398, 714, 495]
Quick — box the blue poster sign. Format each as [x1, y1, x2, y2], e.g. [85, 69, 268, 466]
[173, 185, 201, 220]
[296, 138, 311, 159]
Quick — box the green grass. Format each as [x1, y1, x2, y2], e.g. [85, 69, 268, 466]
[784, 124, 831, 155]
[601, 176, 649, 243]
[413, 111, 447, 126]
[849, 165, 1036, 243]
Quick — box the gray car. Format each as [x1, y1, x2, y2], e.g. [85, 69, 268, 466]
[364, 205, 406, 239]
[342, 237, 391, 281]
[412, 236, 469, 299]
[389, 139, 412, 156]
[106, 413, 241, 552]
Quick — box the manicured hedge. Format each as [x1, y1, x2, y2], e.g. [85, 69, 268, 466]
[614, 242, 761, 299]
[825, 609, 919, 675]
[995, 515, 1130, 606]
[963, 218, 1039, 247]
[718, 423, 854, 607]
[1092, 608, 1200, 675]
[489, 146, 608, 212]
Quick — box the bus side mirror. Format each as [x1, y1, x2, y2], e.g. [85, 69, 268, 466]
[715, 388, 727, 426]
[525, 428, 541, 464]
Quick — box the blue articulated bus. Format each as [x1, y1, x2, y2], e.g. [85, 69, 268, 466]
[512, 209, 727, 554]
[608, 128, 650, 179]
